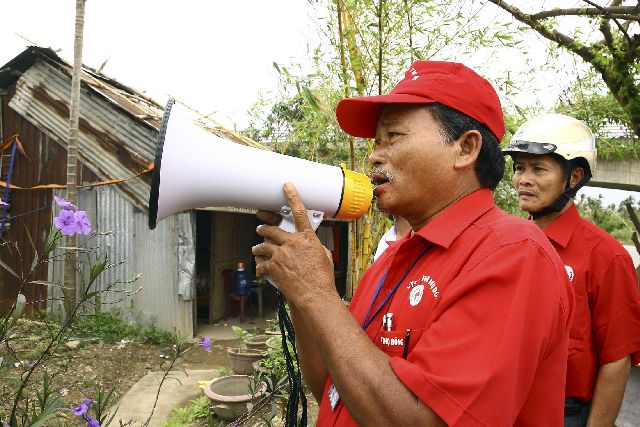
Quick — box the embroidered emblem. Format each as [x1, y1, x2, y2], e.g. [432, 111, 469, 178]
[565, 265, 574, 282]
[409, 284, 424, 306]
[409, 67, 419, 81]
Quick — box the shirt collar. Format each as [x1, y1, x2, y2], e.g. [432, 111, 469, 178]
[413, 188, 495, 248]
[543, 203, 581, 248]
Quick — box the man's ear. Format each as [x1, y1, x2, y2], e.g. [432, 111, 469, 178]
[454, 130, 482, 170]
[569, 167, 585, 189]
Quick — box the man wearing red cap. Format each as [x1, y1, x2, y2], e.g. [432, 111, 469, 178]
[253, 61, 574, 426]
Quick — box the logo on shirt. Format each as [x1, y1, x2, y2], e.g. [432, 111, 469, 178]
[409, 285, 424, 306]
[565, 265, 574, 282]
[407, 274, 439, 304]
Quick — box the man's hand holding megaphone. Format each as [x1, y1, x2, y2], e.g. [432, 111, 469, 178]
[252, 182, 337, 305]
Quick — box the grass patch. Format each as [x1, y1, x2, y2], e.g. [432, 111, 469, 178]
[67, 311, 174, 345]
[162, 395, 218, 426]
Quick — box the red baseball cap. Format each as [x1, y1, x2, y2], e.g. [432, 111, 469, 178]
[336, 61, 505, 140]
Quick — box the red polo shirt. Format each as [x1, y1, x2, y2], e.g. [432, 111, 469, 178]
[543, 203, 640, 401]
[316, 189, 573, 426]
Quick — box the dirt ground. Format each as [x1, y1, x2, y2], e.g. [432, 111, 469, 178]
[1, 317, 320, 425]
[0, 322, 240, 419]
[57, 337, 241, 405]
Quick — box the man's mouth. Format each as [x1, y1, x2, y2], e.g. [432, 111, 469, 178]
[371, 174, 390, 187]
[370, 166, 393, 188]
[518, 189, 536, 197]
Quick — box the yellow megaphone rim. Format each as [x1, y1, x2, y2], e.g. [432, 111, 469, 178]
[335, 164, 373, 219]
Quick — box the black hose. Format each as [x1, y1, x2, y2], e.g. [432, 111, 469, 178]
[277, 292, 307, 427]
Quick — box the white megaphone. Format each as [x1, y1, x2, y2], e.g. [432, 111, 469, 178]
[148, 99, 373, 233]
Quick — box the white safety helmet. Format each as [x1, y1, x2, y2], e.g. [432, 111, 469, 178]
[503, 114, 597, 219]
[503, 113, 597, 175]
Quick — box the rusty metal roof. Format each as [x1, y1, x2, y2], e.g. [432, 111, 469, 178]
[0, 46, 267, 210]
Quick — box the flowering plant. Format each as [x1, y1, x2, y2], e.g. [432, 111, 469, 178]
[0, 197, 141, 426]
[53, 196, 91, 236]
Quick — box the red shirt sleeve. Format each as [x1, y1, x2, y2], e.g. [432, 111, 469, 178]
[590, 253, 640, 366]
[390, 241, 571, 426]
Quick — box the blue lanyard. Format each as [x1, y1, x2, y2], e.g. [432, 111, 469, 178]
[361, 244, 432, 330]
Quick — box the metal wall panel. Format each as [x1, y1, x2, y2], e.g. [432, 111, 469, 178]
[132, 211, 193, 337]
[94, 185, 134, 308]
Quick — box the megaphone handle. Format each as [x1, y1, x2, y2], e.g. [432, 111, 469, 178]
[265, 206, 324, 289]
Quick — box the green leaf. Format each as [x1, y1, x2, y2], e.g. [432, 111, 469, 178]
[27, 395, 65, 427]
[29, 280, 71, 289]
[12, 293, 26, 318]
[24, 224, 37, 252]
[0, 258, 19, 278]
[84, 291, 100, 300]
[44, 228, 62, 254]
[89, 252, 108, 286]
[30, 251, 39, 273]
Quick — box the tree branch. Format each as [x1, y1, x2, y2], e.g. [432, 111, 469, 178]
[486, 0, 599, 66]
[584, 0, 633, 45]
[529, 6, 640, 21]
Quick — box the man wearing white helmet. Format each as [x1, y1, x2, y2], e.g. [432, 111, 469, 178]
[503, 114, 640, 427]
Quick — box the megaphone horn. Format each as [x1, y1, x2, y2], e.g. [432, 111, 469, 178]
[148, 99, 373, 230]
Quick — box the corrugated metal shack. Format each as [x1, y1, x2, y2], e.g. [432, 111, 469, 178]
[0, 46, 294, 337]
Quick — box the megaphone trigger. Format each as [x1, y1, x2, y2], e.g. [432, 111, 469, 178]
[276, 206, 324, 233]
[265, 206, 324, 289]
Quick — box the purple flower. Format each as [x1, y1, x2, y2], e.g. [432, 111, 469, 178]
[54, 209, 92, 236]
[54, 209, 79, 236]
[86, 415, 101, 427]
[74, 210, 92, 235]
[198, 336, 212, 352]
[71, 402, 89, 416]
[70, 397, 96, 416]
[54, 196, 77, 211]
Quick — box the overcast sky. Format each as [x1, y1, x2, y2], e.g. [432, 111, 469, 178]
[1, 0, 636, 205]
[1, 0, 318, 130]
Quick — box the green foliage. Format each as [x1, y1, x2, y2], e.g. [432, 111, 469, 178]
[87, 385, 120, 427]
[576, 194, 637, 244]
[486, 1, 640, 139]
[243, 0, 522, 172]
[231, 325, 259, 341]
[216, 367, 232, 378]
[555, 70, 640, 160]
[4, 371, 65, 427]
[162, 396, 216, 427]
[67, 311, 173, 345]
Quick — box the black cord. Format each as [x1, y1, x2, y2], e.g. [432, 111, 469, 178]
[277, 291, 307, 427]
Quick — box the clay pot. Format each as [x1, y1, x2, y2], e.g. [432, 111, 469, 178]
[227, 347, 266, 375]
[203, 375, 267, 420]
[243, 334, 271, 351]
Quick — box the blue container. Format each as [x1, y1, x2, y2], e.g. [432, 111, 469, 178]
[233, 262, 251, 297]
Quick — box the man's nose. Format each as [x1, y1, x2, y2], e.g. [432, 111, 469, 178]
[369, 147, 384, 165]
[369, 148, 382, 166]
[517, 170, 533, 186]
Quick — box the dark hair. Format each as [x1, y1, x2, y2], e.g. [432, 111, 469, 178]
[425, 103, 505, 190]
